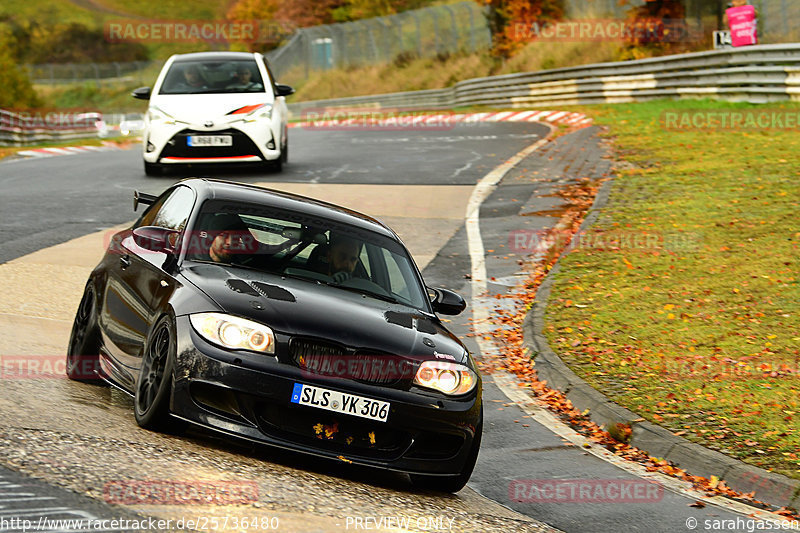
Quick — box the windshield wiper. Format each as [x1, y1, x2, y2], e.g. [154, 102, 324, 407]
[190, 259, 266, 275]
[327, 283, 399, 304]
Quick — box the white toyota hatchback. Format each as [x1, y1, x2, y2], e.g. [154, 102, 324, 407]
[133, 52, 293, 176]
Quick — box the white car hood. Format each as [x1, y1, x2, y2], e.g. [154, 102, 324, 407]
[150, 94, 274, 125]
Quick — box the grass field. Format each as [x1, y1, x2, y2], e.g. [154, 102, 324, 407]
[543, 99, 800, 479]
[0, 0, 226, 27]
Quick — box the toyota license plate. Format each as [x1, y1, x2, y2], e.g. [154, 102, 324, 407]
[290, 383, 390, 422]
[187, 135, 232, 147]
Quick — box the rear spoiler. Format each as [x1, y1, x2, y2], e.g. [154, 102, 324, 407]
[133, 190, 157, 211]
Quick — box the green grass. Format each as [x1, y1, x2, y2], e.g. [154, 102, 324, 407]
[543, 99, 800, 479]
[0, 0, 224, 61]
[99, 0, 225, 20]
[0, 0, 226, 27]
[0, 0, 100, 26]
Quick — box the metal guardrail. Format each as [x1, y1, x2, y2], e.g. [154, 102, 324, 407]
[26, 61, 157, 86]
[288, 43, 800, 115]
[266, 1, 490, 87]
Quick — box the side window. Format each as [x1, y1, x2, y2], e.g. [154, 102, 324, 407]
[135, 187, 195, 231]
[382, 248, 412, 301]
[360, 246, 372, 277]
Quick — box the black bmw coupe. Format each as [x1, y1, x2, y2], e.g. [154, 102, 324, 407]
[67, 178, 482, 492]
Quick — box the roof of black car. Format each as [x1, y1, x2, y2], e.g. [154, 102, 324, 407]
[172, 52, 258, 62]
[184, 178, 397, 239]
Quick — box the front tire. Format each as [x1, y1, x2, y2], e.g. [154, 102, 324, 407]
[134, 316, 176, 430]
[409, 417, 483, 493]
[66, 283, 104, 384]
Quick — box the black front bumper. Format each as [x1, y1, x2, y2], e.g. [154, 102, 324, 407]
[158, 128, 265, 160]
[170, 316, 482, 476]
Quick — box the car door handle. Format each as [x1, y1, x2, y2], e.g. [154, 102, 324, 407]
[119, 255, 131, 269]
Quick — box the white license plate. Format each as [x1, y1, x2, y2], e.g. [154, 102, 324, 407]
[290, 383, 390, 422]
[187, 135, 232, 147]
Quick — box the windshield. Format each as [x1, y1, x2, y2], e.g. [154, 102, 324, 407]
[185, 200, 429, 310]
[159, 59, 267, 95]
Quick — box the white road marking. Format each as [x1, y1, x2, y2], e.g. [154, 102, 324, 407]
[0, 485, 127, 532]
[465, 126, 787, 522]
[452, 151, 484, 179]
[11, 145, 121, 161]
[288, 111, 592, 131]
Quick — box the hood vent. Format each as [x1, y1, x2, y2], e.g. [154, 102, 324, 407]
[251, 282, 295, 302]
[385, 311, 413, 329]
[226, 279, 259, 296]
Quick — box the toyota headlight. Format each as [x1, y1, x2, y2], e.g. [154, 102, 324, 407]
[414, 361, 477, 395]
[228, 103, 272, 124]
[190, 313, 275, 354]
[148, 106, 182, 125]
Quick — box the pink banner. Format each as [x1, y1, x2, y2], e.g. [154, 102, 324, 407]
[726, 5, 758, 47]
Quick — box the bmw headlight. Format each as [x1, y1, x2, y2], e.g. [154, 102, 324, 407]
[190, 313, 275, 354]
[414, 361, 477, 395]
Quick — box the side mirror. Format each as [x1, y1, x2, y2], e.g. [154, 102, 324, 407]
[132, 226, 179, 254]
[275, 84, 294, 97]
[133, 190, 157, 211]
[428, 287, 466, 315]
[132, 86, 151, 100]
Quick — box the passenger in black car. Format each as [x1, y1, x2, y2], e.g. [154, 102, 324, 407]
[325, 234, 363, 283]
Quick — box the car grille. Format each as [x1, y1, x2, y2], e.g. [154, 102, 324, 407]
[159, 128, 263, 160]
[289, 338, 411, 386]
[256, 401, 411, 460]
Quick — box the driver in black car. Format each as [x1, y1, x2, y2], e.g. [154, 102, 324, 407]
[199, 214, 259, 266]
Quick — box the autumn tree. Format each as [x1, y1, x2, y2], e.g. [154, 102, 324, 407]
[622, 0, 692, 57]
[480, 0, 564, 57]
[333, 0, 429, 21]
[227, 0, 433, 27]
[226, 0, 281, 21]
[0, 33, 41, 109]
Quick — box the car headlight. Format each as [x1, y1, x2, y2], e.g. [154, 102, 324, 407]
[228, 103, 272, 123]
[148, 106, 183, 125]
[413, 361, 477, 395]
[190, 313, 275, 354]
